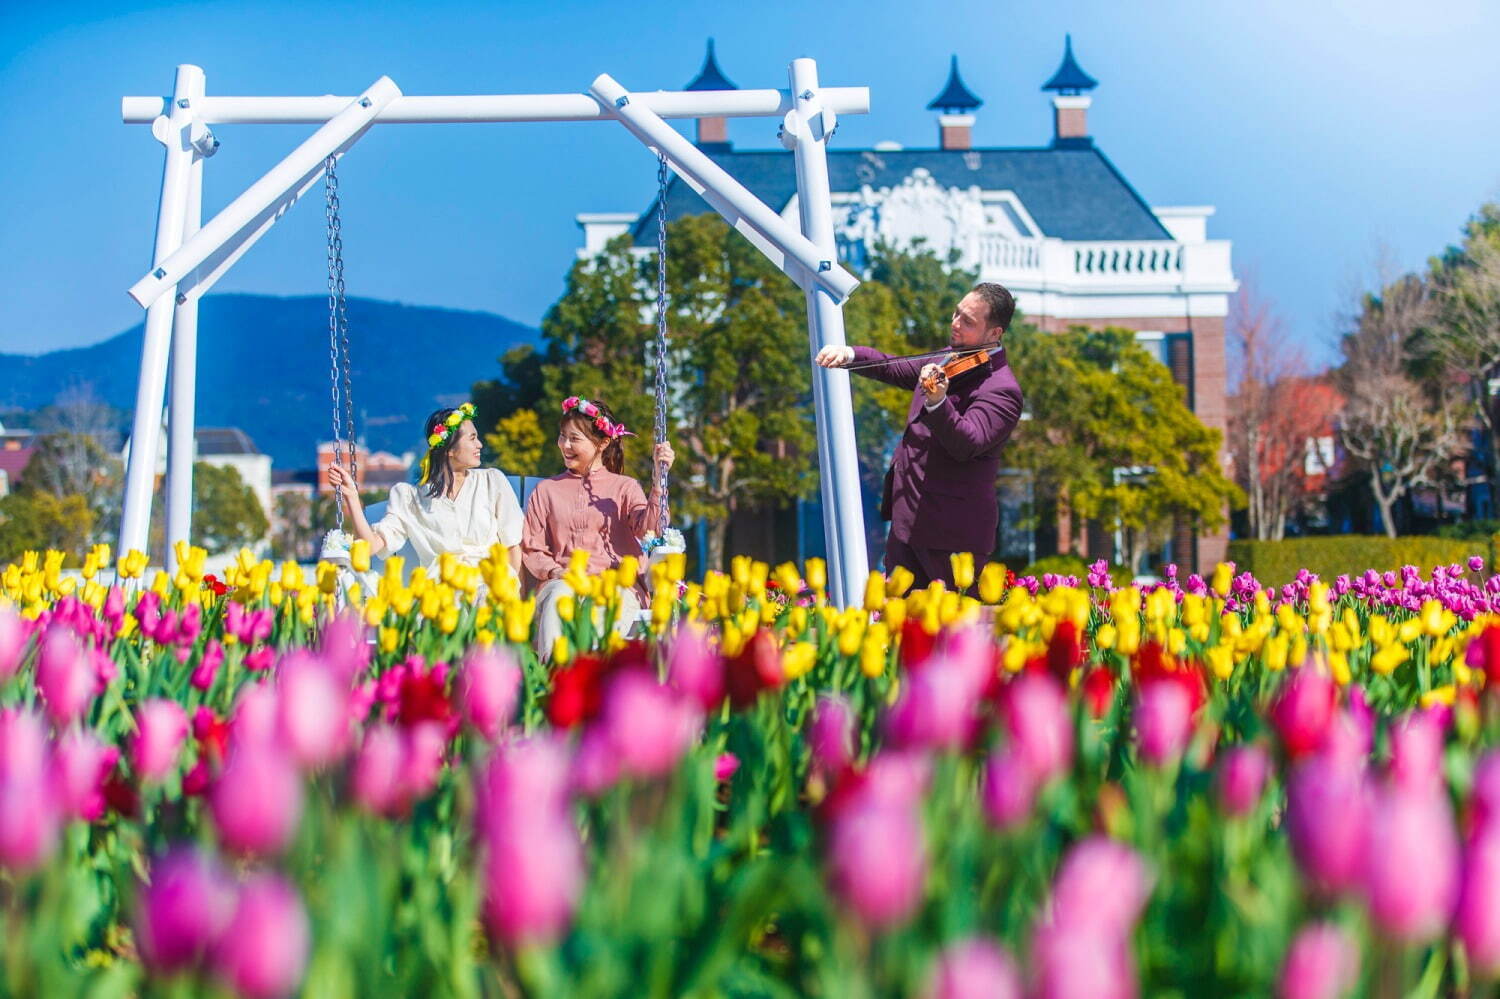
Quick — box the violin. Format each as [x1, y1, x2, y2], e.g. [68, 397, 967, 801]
[919, 348, 992, 395]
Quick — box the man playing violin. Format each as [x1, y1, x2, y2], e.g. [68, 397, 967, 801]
[815, 282, 1024, 589]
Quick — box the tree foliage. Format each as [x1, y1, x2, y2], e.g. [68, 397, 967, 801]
[0, 491, 95, 564]
[189, 462, 269, 554]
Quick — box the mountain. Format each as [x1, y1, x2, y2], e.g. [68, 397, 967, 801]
[0, 294, 539, 469]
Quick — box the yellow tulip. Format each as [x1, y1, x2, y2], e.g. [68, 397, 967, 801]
[787, 605, 808, 638]
[977, 562, 1008, 604]
[861, 622, 890, 677]
[1206, 645, 1234, 681]
[864, 572, 886, 613]
[1264, 632, 1290, 672]
[379, 626, 400, 653]
[950, 552, 975, 592]
[618, 556, 639, 591]
[804, 558, 827, 593]
[782, 641, 817, 681]
[505, 599, 535, 644]
[882, 599, 906, 633]
[1371, 643, 1409, 675]
[1328, 651, 1351, 686]
[837, 617, 865, 657]
[885, 565, 915, 598]
[1211, 562, 1233, 597]
[552, 636, 572, 666]
[1096, 623, 1118, 651]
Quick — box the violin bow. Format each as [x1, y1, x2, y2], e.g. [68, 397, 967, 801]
[838, 341, 1001, 374]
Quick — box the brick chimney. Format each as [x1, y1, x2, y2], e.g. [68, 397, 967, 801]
[1052, 96, 1092, 141]
[1041, 35, 1098, 147]
[684, 39, 736, 151]
[927, 55, 982, 152]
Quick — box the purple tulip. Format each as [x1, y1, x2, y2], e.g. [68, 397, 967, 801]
[1471, 556, 1487, 574]
[827, 801, 926, 928]
[1049, 837, 1152, 937]
[276, 651, 351, 769]
[35, 627, 94, 726]
[131, 698, 189, 782]
[809, 694, 855, 775]
[667, 624, 723, 709]
[1277, 923, 1357, 999]
[1216, 745, 1270, 816]
[1363, 785, 1458, 942]
[212, 873, 310, 999]
[1134, 680, 1195, 766]
[980, 746, 1037, 829]
[1286, 752, 1371, 895]
[51, 728, 115, 821]
[481, 814, 584, 946]
[1455, 828, 1500, 976]
[137, 847, 234, 972]
[1030, 921, 1137, 999]
[458, 645, 521, 742]
[600, 669, 700, 780]
[209, 744, 303, 855]
[1000, 672, 1073, 782]
[0, 606, 27, 679]
[923, 937, 1021, 999]
[570, 725, 623, 796]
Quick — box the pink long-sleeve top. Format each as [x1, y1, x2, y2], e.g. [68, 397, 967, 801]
[521, 466, 667, 587]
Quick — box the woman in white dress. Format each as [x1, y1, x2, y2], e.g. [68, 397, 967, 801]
[326, 403, 523, 574]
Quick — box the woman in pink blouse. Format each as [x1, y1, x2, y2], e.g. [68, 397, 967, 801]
[523, 396, 674, 654]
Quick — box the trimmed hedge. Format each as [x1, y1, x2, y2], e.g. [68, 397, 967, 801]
[1225, 534, 1498, 589]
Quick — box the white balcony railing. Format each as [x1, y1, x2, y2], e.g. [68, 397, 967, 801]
[971, 234, 1236, 298]
[1069, 241, 1183, 276]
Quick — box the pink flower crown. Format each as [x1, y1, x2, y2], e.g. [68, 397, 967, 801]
[562, 396, 635, 440]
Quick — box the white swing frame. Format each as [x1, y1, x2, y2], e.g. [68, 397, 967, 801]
[119, 61, 871, 606]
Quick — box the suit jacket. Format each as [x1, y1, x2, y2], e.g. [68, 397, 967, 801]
[850, 344, 1024, 554]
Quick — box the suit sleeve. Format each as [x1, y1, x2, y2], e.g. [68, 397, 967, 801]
[921, 382, 1024, 461]
[849, 345, 923, 390]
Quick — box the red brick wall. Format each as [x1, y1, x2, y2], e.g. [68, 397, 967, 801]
[1054, 106, 1088, 140]
[939, 123, 972, 151]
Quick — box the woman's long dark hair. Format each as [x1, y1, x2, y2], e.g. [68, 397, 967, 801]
[560, 399, 624, 474]
[420, 407, 466, 498]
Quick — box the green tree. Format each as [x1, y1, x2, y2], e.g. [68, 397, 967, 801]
[190, 462, 269, 554]
[485, 409, 549, 478]
[0, 491, 95, 563]
[1007, 326, 1244, 572]
[18, 431, 122, 545]
[472, 343, 556, 475]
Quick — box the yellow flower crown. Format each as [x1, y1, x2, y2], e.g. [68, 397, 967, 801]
[419, 402, 476, 484]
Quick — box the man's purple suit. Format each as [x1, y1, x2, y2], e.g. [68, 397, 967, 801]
[849, 344, 1024, 585]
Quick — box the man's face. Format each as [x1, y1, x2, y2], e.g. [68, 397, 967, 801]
[950, 292, 1000, 349]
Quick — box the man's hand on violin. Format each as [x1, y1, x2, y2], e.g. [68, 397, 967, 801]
[919, 363, 949, 407]
[814, 345, 855, 368]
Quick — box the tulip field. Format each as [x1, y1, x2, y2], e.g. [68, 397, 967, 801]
[2, 542, 1500, 999]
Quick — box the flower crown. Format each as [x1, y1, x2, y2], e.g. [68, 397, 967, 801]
[426, 402, 476, 449]
[562, 396, 635, 440]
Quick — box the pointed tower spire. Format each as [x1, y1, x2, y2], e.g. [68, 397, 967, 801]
[927, 55, 982, 151]
[684, 39, 736, 149]
[1042, 35, 1098, 145]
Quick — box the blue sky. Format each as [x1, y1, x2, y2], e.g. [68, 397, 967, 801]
[1, 0, 1497, 368]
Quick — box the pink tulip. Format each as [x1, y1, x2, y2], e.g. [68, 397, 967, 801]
[136, 847, 234, 972]
[230, 682, 279, 748]
[51, 729, 116, 821]
[936, 626, 1000, 701]
[0, 776, 59, 871]
[1455, 828, 1500, 976]
[1134, 679, 1195, 766]
[1388, 710, 1443, 792]
[1472, 751, 1500, 835]
[351, 723, 407, 816]
[827, 803, 926, 928]
[0, 707, 48, 783]
[1049, 837, 1152, 937]
[1001, 672, 1073, 782]
[1363, 786, 1458, 942]
[35, 627, 94, 725]
[399, 721, 448, 801]
[0, 606, 27, 678]
[809, 695, 855, 774]
[1030, 921, 1136, 999]
[570, 725, 622, 796]
[209, 745, 303, 855]
[1286, 753, 1370, 895]
[667, 624, 723, 709]
[980, 746, 1037, 829]
[276, 651, 351, 769]
[923, 937, 1021, 999]
[1277, 923, 1358, 999]
[477, 736, 572, 831]
[318, 612, 369, 681]
[887, 660, 977, 752]
[458, 646, 521, 741]
[481, 815, 584, 946]
[131, 698, 189, 782]
[191, 639, 225, 691]
[212, 873, 310, 999]
[714, 752, 740, 782]
[1272, 667, 1337, 760]
[1217, 745, 1270, 816]
[601, 670, 700, 780]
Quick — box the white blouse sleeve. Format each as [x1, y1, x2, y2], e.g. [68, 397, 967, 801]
[372, 483, 414, 553]
[490, 470, 524, 547]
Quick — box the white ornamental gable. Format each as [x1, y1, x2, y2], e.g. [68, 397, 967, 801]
[836, 168, 989, 265]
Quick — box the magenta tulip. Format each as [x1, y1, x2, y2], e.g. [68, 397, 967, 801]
[809, 694, 855, 775]
[827, 802, 926, 928]
[51, 728, 116, 821]
[886, 660, 977, 752]
[1455, 828, 1500, 976]
[923, 937, 1021, 999]
[0, 776, 59, 871]
[131, 698, 189, 782]
[667, 624, 723, 710]
[980, 746, 1037, 830]
[714, 752, 740, 782]
[1030, 921, 1137, 999]
[1388, 710, 1443, 792]
[601, 670, 699, 780]
[230, 682, 279, 748]
[1048, 836, 1152, 937]
[1277, 923, 1357, 999]
[1470, 751, 1500, 835]
[458, 645, 521, 741]
[1001, 671, 1073, 782]
[0, 707, 47, 783]
[0, 605, 27, 679]
[477, 736, 572, 832]
[212, 873, 310, 999]
[276, 651, 351, 769]
[1217, 745, 1270, 816]
[1286, 753, 1371, 895]
[1363, 785, 1458, 942]
[317, 612, 369, 681]
[481, 814, 584, 946]
[1272, 667, 1336, 760]
[399, 721, 448, 801]
[351, 723, 407, 816]
[35, 627, 94, 725]
[209, 745, 303, 855]
[1134, 679, 1195, 766]
[570, 725, 622, 796]
[137, 847, 234, 972]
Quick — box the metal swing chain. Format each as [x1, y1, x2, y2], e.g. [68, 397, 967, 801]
[652, 153, 671, 536]
[325, 155, 357, 530]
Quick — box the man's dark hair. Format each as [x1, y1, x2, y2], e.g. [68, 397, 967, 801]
[971, 282, 1015, 332]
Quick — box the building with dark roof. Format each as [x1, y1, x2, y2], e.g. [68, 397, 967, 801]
[578, 39, 1237, 573]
